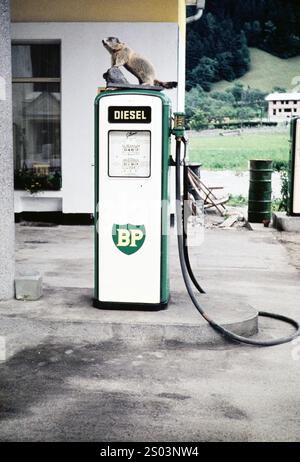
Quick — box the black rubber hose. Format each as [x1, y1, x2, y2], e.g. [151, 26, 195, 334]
[182, 139, 206, 294]
[175, 138, 300, 346]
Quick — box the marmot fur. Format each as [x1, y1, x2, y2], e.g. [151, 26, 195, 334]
[102, 37, 177, 89]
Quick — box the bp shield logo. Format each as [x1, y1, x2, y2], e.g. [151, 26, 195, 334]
[112, 224, 146, 255]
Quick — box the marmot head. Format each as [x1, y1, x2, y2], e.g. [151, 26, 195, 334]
[102, 37, 124, 53]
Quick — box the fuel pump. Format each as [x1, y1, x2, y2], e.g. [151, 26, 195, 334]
[94, 89, 170, 310]
[289, 117, 300, 216]
[94, 87, 300, 346]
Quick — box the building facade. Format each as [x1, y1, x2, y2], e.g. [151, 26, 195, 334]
[266, 93, 300, 123]
[11, 0, 188, 222]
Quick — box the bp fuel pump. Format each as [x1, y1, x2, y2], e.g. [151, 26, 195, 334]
[94, 87, 300, 346]
[94, 89, 170, 310]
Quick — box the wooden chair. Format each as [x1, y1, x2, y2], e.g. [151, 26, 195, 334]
[187, 167, 229, 216]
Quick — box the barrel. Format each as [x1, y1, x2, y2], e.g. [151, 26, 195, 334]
[248, 160, 273, 223]
[188, 162, 202, 179]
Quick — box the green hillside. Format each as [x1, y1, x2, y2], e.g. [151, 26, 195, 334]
[212, 48, 300, 93]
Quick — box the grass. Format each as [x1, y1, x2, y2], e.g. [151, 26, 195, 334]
[229, 195, 283, 209]
[227, 195, 248, 207]
[212, 48, 300, 93]
[188, 130, 290, 170]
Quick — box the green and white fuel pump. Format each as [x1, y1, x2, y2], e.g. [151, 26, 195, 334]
[94, 87, 300, 346]
[94, 89, 170, 310]
[289, 117, 300, 216]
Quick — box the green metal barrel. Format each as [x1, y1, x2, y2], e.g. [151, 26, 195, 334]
[248, 160, 273, 223]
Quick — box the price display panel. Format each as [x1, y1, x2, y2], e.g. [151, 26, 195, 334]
[108, 130, 151, 178]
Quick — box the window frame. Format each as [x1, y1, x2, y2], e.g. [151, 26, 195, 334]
[12, 40, 62, 192]
[12, 39, 61, 82]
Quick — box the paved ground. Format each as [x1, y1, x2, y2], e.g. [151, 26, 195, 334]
[278, 231, 300, 270]
[0, 223, 300, 441]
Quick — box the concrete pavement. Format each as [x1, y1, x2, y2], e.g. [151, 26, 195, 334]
[0, 224, 260, 356]
[0, 223, 299, 441]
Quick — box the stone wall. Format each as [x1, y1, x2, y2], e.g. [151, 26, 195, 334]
[0, 0, 14, 299]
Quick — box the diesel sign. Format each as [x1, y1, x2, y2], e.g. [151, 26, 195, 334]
[108, 106, 151, 123]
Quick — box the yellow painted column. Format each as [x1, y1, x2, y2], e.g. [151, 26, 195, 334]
[178, 0, 187, 42]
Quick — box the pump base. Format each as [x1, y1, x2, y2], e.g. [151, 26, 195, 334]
[92, 298, 168, 311]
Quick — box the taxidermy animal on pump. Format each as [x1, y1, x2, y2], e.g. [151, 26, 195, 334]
[102, 37, 178, 89]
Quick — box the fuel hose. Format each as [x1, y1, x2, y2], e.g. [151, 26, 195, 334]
[175, 138, 300, 346]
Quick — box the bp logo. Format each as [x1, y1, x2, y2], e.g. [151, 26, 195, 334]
[112, 224, 146, 255]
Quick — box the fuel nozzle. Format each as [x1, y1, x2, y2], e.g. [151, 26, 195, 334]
[172, 112, 186, 139]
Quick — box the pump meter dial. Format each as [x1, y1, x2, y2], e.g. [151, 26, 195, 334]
[108, 130, 151, 178]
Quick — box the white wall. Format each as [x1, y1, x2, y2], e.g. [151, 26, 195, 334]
[12, 22, 183, 214]
[268, 100, 300, 122]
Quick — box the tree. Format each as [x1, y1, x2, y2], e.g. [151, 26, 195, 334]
[272, 86, 286, 93]
[187, 57, 219, 91]
[230, 83, 245, 102]
[185, 83, 268, 131]
[185, 86, 205, 122]
[186, 0, 300, 91]
[189, 109, 209, 130]
[217, 52, 235, 81]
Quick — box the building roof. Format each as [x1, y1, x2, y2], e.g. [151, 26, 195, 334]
[266, 93, 300, 101]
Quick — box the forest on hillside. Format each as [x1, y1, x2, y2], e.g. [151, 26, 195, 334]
[187, 0, 300, 91]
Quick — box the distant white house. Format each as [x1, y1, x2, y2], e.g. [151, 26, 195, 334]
[266, 93, 300, 122]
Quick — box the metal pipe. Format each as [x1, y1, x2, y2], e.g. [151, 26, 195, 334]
[186, 0, 206, 24]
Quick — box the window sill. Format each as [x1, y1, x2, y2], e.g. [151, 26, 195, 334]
[15, 189, 63, 197]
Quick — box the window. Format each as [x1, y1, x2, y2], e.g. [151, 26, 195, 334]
[273, 110, 276, 115]
[12, 43, 61, 191]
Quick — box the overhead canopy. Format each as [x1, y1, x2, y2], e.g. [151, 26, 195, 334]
[11, 0, 189, 23]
